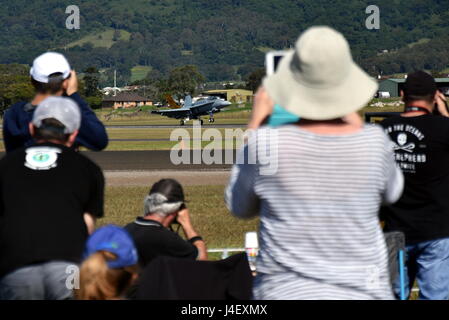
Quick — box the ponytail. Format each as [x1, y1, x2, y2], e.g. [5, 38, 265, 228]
[76, 251, 137, 300]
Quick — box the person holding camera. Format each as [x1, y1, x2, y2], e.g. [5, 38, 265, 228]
[125, 179, 207, 268]
[3, 52, 108, 153]
[380, 71, 449, 300]
[226, 26, 403, 300]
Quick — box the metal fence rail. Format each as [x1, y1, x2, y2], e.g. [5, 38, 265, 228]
[207, 248, 245, 259]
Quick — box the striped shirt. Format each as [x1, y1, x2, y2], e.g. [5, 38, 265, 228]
[225, 124, 404, 300]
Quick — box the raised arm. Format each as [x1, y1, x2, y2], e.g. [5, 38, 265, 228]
[382, 136, 404, 205]
[66, 71, 108, 151]
[225, 143, 260, 219]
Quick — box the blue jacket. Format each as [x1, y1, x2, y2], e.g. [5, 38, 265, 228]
[3, 93, 108, 152]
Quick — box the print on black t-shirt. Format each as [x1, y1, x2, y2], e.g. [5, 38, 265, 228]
[383, 123, 427, 173]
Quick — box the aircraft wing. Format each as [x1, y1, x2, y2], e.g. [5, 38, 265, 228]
[151, 108, 190, 119]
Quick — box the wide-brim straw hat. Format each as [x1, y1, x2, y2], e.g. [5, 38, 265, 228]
[263, 26, 378, 120]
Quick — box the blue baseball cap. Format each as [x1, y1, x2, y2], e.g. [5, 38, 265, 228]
[84, 225, 138, 269]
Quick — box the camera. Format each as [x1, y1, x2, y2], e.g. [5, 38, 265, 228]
[433, 90, 449, 116]
[173, 203, 186, 225]
[265, 50, 288, 75]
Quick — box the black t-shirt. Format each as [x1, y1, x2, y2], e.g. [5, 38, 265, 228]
[380, 115, 449, 244]
[125, 217, 198, 267]
[0, 142, 104, 277]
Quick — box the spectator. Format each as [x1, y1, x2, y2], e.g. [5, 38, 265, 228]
[225, 26, 404, 300]
[380, 71, 449, 300]
[76, 225, 138, 300]
[125, 179, 207, 267]
[3, 52, 108, 153]
[0, 96, 105, 300]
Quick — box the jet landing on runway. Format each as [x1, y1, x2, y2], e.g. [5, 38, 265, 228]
[151, 95, 231, 125]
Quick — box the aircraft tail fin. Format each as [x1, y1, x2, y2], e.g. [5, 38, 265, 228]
[184, 95, 192, 108]
[165, 95, 181, 109]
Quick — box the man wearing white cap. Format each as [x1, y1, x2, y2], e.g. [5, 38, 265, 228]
[3, 52, 108, 152]
[0, 96, 105, 300]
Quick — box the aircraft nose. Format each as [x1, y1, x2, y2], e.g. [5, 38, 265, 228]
[214, 100, 231, 108]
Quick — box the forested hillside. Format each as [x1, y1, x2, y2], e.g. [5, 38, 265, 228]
[1, 0, 449, 84]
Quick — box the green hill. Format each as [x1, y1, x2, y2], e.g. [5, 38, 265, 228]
[1, 0, 449, 84]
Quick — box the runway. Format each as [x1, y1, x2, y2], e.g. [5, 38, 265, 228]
[108, 138, 237, 141]
[81, 150, 235, 171]
[105, 124, 244, 129]
[0, 150, 235, 170]
[0, 126, 242, 171]
[0, 124, 245, 131]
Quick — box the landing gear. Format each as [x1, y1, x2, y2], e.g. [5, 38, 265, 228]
[180, 119, 185, 126]
[199, 119, 204, 125]
[208, 113, 215, 123]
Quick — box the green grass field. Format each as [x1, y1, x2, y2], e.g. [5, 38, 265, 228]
[92, 99, 403, 150]
[101, 185, 258, 249]
[97, 99, 402, 126]
[360, 105, 404, 115]
[103, 117, 250, 126]
[107, 128, 245, 139]
[0, 99, 403, 152]
[97, 105, 251, 127]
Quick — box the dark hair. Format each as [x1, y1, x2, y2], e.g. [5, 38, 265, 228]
[403, 94, 435, 105]
[149, 179, 185, 203]
[31, 72, 67, 94]
[33, 118, 70, 143]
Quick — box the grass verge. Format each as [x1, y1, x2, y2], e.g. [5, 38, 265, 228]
[101, 185, 258, 249]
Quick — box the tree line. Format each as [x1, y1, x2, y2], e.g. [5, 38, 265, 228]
[1, 1, 449, 85]
[0, 62, 265, 111]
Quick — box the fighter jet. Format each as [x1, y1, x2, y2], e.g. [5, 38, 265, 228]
[151, 95, 231, 125]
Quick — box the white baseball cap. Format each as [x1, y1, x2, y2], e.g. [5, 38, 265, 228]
[30, 52, 71, 83]
[32, 97, 81, 134]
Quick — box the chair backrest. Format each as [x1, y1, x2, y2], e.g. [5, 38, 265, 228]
[384, 231, 406, 284]
[135, 253, 253, 300]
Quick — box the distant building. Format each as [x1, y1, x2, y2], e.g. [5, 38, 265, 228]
[202, 89, 254, 104]
[378, 78, 449, 97]
[101, 87, 122, 96]
[102, 92, 152, 109]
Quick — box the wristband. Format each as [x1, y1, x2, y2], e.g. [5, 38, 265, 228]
[188, 236, 203, 244]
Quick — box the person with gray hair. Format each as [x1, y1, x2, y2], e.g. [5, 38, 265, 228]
[125, 179, 207, 268]
[0, 96, 105, 300]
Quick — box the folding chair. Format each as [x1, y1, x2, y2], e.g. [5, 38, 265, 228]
[384, 231, 406, 300]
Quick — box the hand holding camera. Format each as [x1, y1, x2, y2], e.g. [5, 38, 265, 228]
[65, 70, 78, 96]
[176, 206, 192, 229]
[435, 90, 449, 117]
